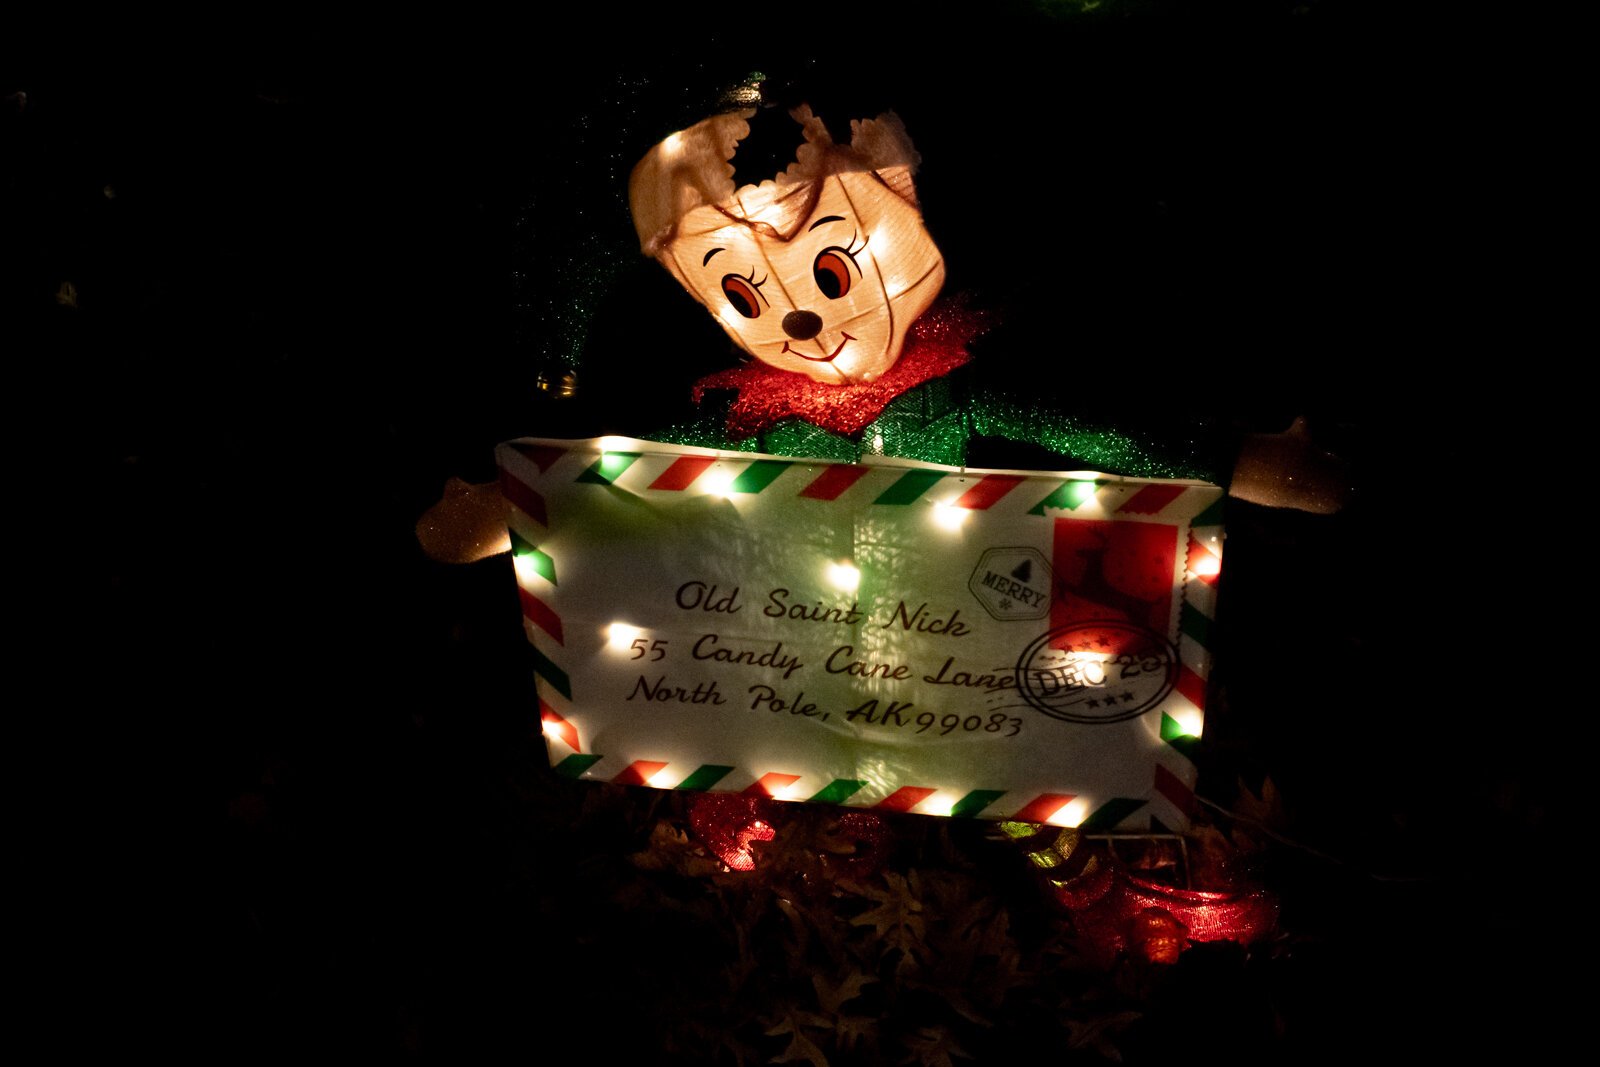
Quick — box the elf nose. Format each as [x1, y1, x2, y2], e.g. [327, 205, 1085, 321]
[782, 310, 822, 340]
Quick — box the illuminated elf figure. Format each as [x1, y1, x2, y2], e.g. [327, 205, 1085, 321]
[629, 104, 984, 463]
[631, 106, 944, 387]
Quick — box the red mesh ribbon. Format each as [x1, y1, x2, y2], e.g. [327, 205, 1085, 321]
[686, 793, 776, 872]
[1011, 825, 1277, 965]
[691, 299, 992, 438]
[684, 794, 889, 878]
[1061, 861, 1279, 966]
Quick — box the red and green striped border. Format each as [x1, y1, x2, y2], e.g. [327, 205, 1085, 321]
[497, 437, 1220, 829]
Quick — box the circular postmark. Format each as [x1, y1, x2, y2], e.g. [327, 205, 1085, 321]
[1014, 620, 1179, 724]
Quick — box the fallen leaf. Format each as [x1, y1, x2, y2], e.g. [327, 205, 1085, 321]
[899, 1025, 970, 1067]
[811, 971, 873, 1015]
[767, 1013, 831, 1067]
[1065, 1010, 1141, 1062]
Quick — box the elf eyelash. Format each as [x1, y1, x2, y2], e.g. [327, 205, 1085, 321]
[719, 266, 769, 320]
[812, 234, 864, 301]
[838, 233, 867, 270]
[743, 267, 769, 305]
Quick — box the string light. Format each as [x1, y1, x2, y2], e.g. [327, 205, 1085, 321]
[606, 622, 643, 649]
[931, 500, 968, 530]
[513, 553, 548, 585]
[1167, 708, 1203, 739]
[595, 452, 633, 480]
[1066, 480, 1098, 508]
[825, 560, 861, 592]
[699, 467, 737, 498]
[1047, 797, 1091, 828]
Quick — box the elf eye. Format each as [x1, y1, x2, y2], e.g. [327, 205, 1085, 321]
[721, 274, 762, 318]
[813, 249, 854, 300]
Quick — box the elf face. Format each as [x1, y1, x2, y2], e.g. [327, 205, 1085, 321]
[660, 171, 945, 384]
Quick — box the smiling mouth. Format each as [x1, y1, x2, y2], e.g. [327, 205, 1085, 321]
[783, 334, 855, 363]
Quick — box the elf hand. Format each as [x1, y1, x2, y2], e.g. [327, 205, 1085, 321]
[1229, 416, 1351, 514]
[415, 477, 510, 563]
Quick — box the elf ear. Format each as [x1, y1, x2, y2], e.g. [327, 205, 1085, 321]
[874, 164, 921, 209]
[629, 110, 753, 257]
[846, 111, 923, 207]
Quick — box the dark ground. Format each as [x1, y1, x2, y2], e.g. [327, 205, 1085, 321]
[8, 3, 1552, 1060]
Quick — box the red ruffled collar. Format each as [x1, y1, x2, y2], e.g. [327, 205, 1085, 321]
[690, 298, 991, 439]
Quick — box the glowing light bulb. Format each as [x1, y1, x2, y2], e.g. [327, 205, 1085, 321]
[598, 435, 631, 452]
[826, 560, 861, 592]
[1067, 650, 1110, 687]
[649, 766, 679, 789]
[1168, 707, 1203, 739]
[1047, 797, 1090, 828]
[918, 792, 959, 818]
[699, 467, 736, 498]
[606, 622, 643, 650]
[931, 501, 968, 531]
[1192, 554, 1221, 578]
[513, 553, 547, 585]
[595, 452, 634, 480]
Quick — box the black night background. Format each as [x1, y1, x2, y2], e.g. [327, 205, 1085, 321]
[8, 3, 1550, 1060]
